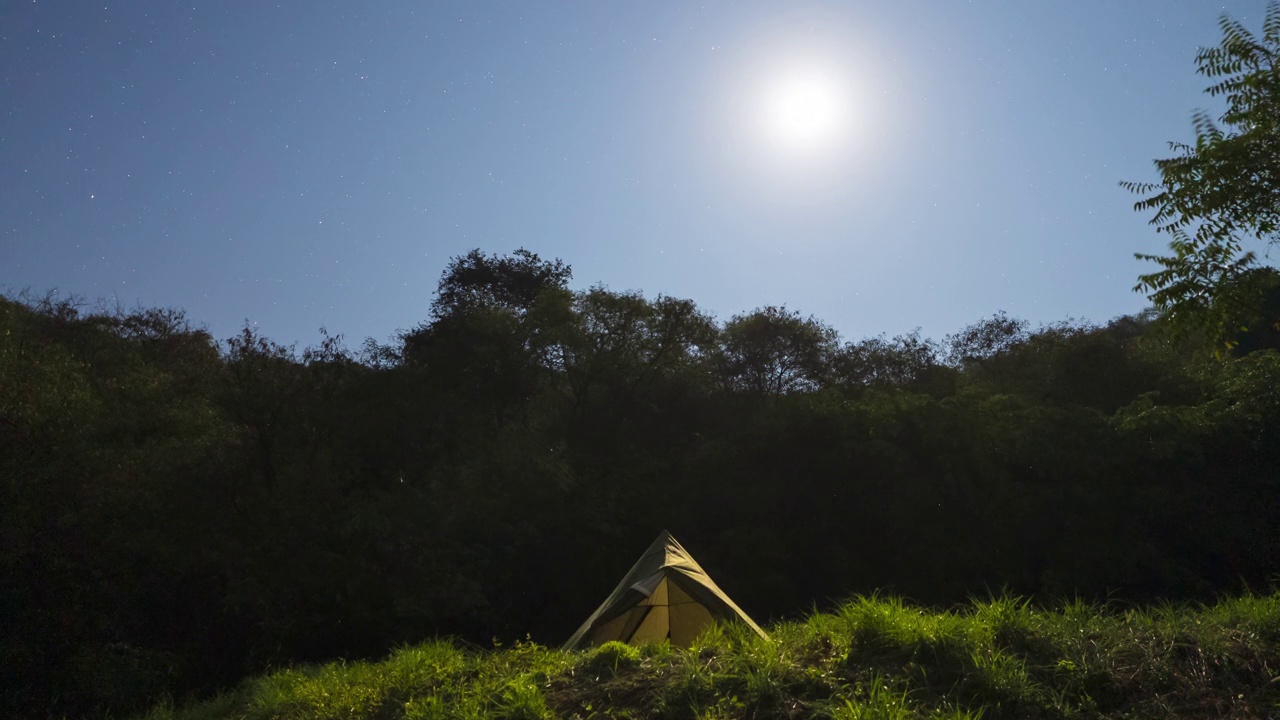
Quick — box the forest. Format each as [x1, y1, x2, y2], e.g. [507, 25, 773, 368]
[3, 249, 1279, 717]
[6, 7, 1280, 719]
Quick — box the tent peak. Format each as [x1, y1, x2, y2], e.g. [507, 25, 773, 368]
[562, 531, 767, 650]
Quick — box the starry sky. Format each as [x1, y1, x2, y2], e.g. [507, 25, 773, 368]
[2, 1, 1269, 348]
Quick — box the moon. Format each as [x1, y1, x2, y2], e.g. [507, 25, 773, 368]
[702, 37, 883, 201]
[758, 65, 852, 156]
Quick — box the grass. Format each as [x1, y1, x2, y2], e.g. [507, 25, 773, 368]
[138, 593, 1280, 720]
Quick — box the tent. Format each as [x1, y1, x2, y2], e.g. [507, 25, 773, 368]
[562, 531, 767, 649]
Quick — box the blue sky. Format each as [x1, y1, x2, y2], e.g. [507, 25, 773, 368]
[2, 1, 1269, 348]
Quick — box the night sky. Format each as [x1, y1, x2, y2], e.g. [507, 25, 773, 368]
[2, 1, 1267, 348]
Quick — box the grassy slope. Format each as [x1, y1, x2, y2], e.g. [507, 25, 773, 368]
[141, 594, 1280, 720]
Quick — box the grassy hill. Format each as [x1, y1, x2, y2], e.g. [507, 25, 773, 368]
[139, 593, 1280, 720]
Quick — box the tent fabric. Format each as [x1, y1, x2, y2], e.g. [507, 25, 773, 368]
[562, 531, 767, 650]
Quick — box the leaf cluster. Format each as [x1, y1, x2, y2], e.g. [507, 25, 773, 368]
[1124, 4, 1280, 349]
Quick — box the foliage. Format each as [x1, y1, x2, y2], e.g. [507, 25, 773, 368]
[944, 313, 1029, 367]
[1123, 4, 1280, 349]
[717, 306, 839, 396]
[429, 247, 572, 320]
[5, 249, 1280, 716]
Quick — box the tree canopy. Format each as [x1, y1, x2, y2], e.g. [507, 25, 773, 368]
[4, 261, 1280, 717]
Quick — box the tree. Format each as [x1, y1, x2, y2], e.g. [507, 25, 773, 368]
[1230, 267, 1280, 353]
[429, 247, 572, 320]
[1123, 4, 1280, 349]
[717, 306, 838, 396]
[552, 288, 716, 413]
[836, 330, 946, 390]
[401, 249, 576, 430]
[944, 312, 1029, 367]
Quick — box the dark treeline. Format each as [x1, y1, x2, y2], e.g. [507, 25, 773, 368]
[3, 249, 1279, 718]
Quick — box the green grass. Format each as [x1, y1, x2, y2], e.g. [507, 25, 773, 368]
[138, 593, 1280, 720]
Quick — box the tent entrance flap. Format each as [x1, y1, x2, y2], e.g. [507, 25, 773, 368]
[563, 531, 767, 650]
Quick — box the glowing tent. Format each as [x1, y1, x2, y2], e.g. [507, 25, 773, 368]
[562, 531, 767, 649]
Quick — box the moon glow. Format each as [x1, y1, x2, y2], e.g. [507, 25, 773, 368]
[757, 65, 852, 156]
[702, 33, 886, 202]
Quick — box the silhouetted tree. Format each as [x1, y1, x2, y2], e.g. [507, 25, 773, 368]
[717, 306, 838, 396]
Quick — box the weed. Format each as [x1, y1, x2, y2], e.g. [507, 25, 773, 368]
[139, 593, 1280, 720]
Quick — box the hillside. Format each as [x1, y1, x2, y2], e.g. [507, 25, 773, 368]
[141, 594, 1280, 720]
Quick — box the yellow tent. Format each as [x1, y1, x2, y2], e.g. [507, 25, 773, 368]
[563, 531, 767, 649]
